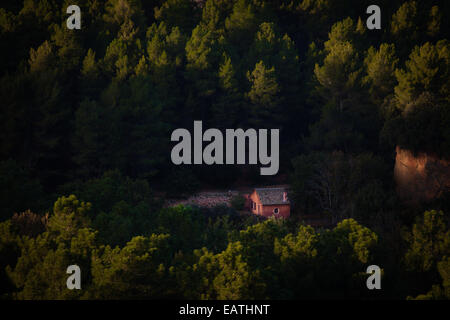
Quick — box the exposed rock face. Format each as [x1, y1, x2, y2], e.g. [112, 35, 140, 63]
[394, 146, 450, 203]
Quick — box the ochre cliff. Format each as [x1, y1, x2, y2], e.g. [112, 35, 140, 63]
[394, 146, 450, 203]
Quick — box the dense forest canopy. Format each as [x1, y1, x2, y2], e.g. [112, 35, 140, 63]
[0, 0, 449, 300]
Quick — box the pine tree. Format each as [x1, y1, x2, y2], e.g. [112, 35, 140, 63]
[185, 22, 225, 120]
[154, 0, 199, 34]
[394, 40, 450, 110]
[211, 53, 243, 129]
[247, 61, 280, 126]
[364, 43, 399, 110]
[224, 0, 259, 50]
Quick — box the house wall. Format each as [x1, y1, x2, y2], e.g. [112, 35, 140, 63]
[261, 204, 290, 218]
[249, 190, 261, 214]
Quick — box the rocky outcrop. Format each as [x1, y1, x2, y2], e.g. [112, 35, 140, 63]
[394, 146, 450, 203]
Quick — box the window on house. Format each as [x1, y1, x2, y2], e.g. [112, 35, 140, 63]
[273, 208, 279, 214]
[252, 202, 256, 210]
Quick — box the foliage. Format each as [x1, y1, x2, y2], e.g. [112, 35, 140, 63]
[230, 195, 246, 211]
[0, 0, 449, 300]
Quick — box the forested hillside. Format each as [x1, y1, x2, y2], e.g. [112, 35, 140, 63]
[0, 0, 449, 300]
